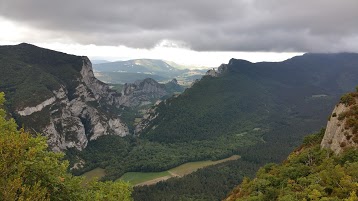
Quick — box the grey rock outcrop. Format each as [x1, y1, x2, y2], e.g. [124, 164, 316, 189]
[134, 106, 160, 135]
[321, 98, 358, 154]
[205, 64, 228, 77]
[118, 78, 169, 107]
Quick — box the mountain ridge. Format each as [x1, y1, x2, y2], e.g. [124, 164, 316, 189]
[93, 58, 207, 85]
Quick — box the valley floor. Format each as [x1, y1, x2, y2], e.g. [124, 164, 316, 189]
[82, 155, 240, 186]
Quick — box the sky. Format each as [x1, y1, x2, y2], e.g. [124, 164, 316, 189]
[0, 0, 357, 67]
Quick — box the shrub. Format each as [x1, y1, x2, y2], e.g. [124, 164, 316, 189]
[340, 94, 356, 106]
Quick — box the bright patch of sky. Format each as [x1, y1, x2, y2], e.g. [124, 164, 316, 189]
[0, 17, 302, 68]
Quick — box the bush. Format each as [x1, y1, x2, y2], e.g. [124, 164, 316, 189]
[340, 94, 356, 106]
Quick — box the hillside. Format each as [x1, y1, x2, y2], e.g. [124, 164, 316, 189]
[225, 90, 358, 201]
[137, 54, 358, 143]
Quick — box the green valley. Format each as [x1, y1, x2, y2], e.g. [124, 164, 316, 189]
[82, 155, 240, 186]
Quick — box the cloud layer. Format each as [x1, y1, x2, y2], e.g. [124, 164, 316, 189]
[1, 0, 357, 52]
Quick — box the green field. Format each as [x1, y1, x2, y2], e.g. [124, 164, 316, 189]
[82, 155, 240, 186]
[169, 155, 240, 176]
[119, 171, 171, 185]
[81, 167, 106, 183]
[118, 155, 240, 186]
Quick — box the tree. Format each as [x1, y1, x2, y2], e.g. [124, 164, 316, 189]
[0, 92, 133, 201]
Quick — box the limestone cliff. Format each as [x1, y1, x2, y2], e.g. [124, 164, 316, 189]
[16, 57, 129, 151]
[0, 43, 130, 152]
[321, 92, 358, 154]
[118, 78, 169, 107]
[205, 64, 228, 77]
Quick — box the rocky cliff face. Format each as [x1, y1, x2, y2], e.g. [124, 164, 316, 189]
[118, 78, 173, 107]
[205, 64, 228, 77]
[15, 56, 129, 152]
[321, 92, 358, 154]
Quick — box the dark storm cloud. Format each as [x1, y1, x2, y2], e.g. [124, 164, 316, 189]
[1, 0, 358, 52]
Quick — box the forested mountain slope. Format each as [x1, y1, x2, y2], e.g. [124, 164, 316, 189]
[138, 54, 358, 143]
[225, 90, 358, 201]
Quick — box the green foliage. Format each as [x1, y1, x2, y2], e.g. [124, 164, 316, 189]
[226, 131, 358, 201]
[340, 93, 356, 106]
[0, 93, 133, 201]
[142, 74, 272, 143]
[302, 128, 325, 146]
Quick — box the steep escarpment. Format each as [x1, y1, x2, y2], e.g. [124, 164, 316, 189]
[321, 89, 358, 154]
[0, 43, 129, 151]
[118, 78, 180, 107]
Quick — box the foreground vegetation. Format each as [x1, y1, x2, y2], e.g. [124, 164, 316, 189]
[226, 130, 358, 201]
[0, 92, 132, 201]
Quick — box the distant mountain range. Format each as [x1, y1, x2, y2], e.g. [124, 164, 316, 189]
[91, 59, 110, 64]
[93, 59, 207, 85]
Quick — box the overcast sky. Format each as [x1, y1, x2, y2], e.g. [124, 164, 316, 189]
[0, 0, 357, 66]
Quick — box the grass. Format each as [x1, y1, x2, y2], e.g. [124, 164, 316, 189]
[119, 171, 171, 185]
[170, 155, 240, 176]
[81, 168, 106, 183]
[117, 155, 240, 186]
[81, 155, 240, 186]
